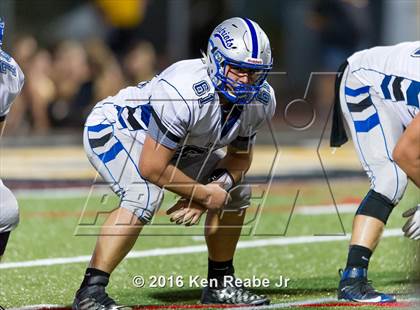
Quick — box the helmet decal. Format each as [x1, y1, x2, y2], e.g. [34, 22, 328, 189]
[214, 27, 236, 50]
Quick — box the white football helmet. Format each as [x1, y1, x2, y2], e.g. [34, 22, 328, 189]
[205, 17, 273, 105]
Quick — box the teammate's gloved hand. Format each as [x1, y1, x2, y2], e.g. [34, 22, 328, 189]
[402, 205, 420, 240]
[166, 198, 206, 226]
[205, 183, 231, 210]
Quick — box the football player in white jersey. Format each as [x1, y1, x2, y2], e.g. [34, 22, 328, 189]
[0, 17, 25, 260]
[73, 17, 276, 309]
[330, 41, 420, 302]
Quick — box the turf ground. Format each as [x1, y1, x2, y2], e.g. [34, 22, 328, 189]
[0, 179, 419, 309]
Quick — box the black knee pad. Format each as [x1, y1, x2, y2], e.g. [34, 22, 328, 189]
[356, 190, 395, 224]
[0, 231, 11, 256]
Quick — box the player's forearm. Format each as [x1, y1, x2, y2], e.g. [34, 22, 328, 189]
[139, 136, 211, 204]
[408, 164, 420, 188]
[396, 158, 420, 188]
[393, 114, 420, 188]
[144, 164, 211, 205]
[217, 150, 253, 183]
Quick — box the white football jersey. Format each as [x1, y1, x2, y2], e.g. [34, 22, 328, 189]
[0, 50, 24, 121]
[347, 41, 420, 127]
[87, 58, 276, 153]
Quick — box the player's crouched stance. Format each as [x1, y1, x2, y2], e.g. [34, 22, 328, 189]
[73, 17, 275, 309]
[0, 18, 24, 261]
[331, 41, 420, 303]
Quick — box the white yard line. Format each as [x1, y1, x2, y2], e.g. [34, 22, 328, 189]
[10, 297, 420, 310]
[14, 187, 109, 199]
[0, 229, 403, 270]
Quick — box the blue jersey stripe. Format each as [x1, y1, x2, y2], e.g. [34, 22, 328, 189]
[380, 75, 392, 99]
[243, 18, 258, 58]
[345, 86, 370, 97]
[354, 113, 380, 132]
[406, 80, 420, 108]
[140, 104, 152, 127]
[115, 106, 128, 129]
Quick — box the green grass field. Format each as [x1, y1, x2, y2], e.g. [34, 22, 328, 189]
[0, 179, 419, 309]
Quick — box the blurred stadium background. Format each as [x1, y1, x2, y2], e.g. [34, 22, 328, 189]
[0, 0, 418, 181]
[0, 0, 418, 142]
[0, 0, 419, 309]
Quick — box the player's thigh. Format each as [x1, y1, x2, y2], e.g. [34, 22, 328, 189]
[0, 181, 19, 233]
[340, 70, 407, 203]
[83, 123, 163, 223]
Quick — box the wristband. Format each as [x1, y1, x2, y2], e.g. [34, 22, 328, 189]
[208, 168, 235, 191]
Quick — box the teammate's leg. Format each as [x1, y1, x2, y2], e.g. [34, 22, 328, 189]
[0, 181, 19, 261]
[0, 231, 11, 260]
[338, 68, 407, 302]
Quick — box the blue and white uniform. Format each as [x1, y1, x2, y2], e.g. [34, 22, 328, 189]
[340, 41, 420, 203]
[0, 49, 24, 233]
[84, 58, 276, 223]
[0, 50, 24, 122]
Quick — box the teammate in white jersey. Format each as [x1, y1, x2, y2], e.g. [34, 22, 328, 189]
[73, 17, 275, 309]
[0, 17, 25, 260]
[330, 41, 420, 302]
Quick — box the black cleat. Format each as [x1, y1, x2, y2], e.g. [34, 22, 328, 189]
[72, 275, 126, 310]
[338, 268, 396, 303]
[201, 276, 270, 306]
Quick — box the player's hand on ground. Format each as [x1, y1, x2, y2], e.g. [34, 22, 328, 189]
[402, 205, 420, 240]
[204, 183, 231, 210]
[167, 198, 207, 226]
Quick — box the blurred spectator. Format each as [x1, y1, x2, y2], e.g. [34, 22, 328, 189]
[307, 0, 369, 116]
[309, 0, 366, 71]
[12, 35, 38, 68]
[3, 34, 160, 136]
[85, 38, 126, 107]
[122, 40, 156, 85]
[25, 49, 56, 134]
[48, 40, 92, 129]
[190, 0, 227, 58]
[4, 36, 54, 135]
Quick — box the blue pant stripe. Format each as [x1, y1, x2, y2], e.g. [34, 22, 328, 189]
[354, 113, 380, 132]
[88, 123, 112, 133]
[98, 141, 124, 164]
[345, 86, 370, 97]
